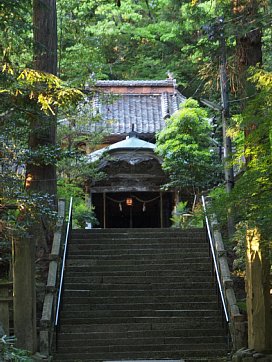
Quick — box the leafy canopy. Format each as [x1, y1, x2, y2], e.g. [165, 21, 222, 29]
[156, 98, 222, 191]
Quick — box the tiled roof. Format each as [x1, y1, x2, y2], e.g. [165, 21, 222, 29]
[83, 79, 186, 136]
[95, 80, 177, 87]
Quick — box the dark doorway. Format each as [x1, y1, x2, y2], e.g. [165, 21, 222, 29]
[92, 191, 173, 228]
[106, 192, 160, 228]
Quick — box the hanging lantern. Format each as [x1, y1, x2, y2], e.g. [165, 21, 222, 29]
[126, 197, 133, 206]
[25, 173, 33, 189]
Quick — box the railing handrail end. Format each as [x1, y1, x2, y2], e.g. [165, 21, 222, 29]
[201, 195, 230, 323]
[54, 196, 73, 328]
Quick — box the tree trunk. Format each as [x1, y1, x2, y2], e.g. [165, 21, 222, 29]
[27, 0, 58, 248]
[33, 0, 57, 74]
[13, 1, 58, 352]
[29, 0, 58, 198]
[233, 0, 262, 98]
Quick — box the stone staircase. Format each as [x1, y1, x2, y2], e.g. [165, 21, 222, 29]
[53, 228, 229, 361]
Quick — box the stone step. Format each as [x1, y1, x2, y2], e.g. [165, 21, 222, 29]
[59, 318, 224, 333]
[62, 288, 217, 301]
[185, 358, 228, 362]
[68, 247, 209, 256]
[61, 305, 219, 318]
[66, 256, 212, 267]
[63, 282, 215, 295]
[64, 276, 213, 287]
[56, 341, 227, 353]
[53, 348, 227, 361]
[60, 313, 222, 325]
[70, 237, 207, 245]
[71, 234, 206, 241]
[65, 264, 211, 278]
[57, 328, 226, 340]
[63, 274, 214, 285]
[54, 228, 228, 362]
[61, 301, 219, 312]
[68, 242, 208, 250]
[65, 258, 211, 275]
[57, 336, 226, 349]
[61, 295, 218, 307]
[72, 227, 206, 235]
[64, 269, 212, 279]
[66, 252, 210, 261]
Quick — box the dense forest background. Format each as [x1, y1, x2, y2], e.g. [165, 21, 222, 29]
[0, 0, 272, 357]
[0, 1, 271, 224]
[2, 0, 271, 90]
[1, 0, 271, 260]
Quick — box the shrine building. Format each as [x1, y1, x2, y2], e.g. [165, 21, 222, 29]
[85, 79, 186, 228]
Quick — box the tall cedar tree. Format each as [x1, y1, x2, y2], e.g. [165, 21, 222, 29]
[28, 0, 57, 198]
[232, 0, 272, 351]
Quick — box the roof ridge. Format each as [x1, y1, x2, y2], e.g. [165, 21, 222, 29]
[95, 79, 176, 87]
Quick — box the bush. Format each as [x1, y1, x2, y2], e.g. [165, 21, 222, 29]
[0, 335, 32, 362]
[73, 203, 98, 228]
[171, 201, 203, 229]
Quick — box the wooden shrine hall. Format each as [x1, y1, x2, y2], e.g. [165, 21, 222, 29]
[85, 79, 186, 228]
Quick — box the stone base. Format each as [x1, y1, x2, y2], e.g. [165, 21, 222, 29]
[232, 348, 272, 361]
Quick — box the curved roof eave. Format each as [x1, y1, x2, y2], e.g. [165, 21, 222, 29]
[87, 136, 157, 163]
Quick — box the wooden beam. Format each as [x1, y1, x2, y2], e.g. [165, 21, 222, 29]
[160, 192, 163, 228]
[103, 192, 106, 229]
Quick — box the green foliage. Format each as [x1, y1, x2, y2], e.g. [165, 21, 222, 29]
[57, 180, 85, 203]
[73, 203, 99, 229]
[1, 67, 84, 115]
[57, 180, 99, 228]
[56, 0, 272, 100]
[156, 98, 222, 191]
[0, 335, 32, 361]
[56, 100, 107, 184]
[21, 145, 63, 166]
[208, 69, 272, 272]
[171, 201, 203, 229]
[230, 69, 272, 237]
[176, 201, 188, 214]
[1, 194, 57, 240]
[232, 222, 247, 272]
[208, 186, 230, 228]
[57, 0, 218, 93]
[0, 0, 32, 68]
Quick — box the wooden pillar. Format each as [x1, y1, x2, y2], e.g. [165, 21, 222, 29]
[85, 191, 91, 207]
[13, 235, 37, 353]
[160, 192, 163, 228]
[173, 190, 179, 214]
[0, 282, 12, 335]
[129, 206, 133, 229]
[103, 192, 106, 229]
[246, 228, 272, 352]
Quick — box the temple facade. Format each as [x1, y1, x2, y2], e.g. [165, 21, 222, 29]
[85, 79, 186, 228]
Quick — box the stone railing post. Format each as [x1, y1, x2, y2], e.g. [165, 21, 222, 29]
[209, 213, 246, 351]
[39, 199, 65, 358]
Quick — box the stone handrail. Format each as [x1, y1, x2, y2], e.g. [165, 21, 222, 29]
[39, 200, 66, 357]
[208, 211, 247, 351]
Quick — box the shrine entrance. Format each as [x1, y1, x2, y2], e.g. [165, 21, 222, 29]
[88, 136, 176, 229]
[107, 192, 160, 228]
[92, 192, 174, 228]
